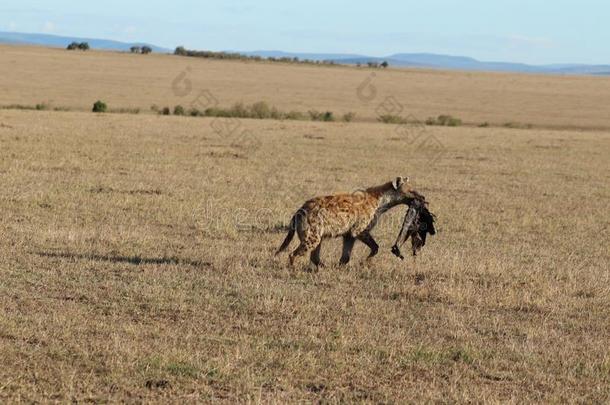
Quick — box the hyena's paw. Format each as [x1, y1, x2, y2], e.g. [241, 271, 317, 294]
[306, 262, 323, 273]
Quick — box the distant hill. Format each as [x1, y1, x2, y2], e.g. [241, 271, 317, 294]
[0, 31, 169, 53]
[2, 31, 609, 75]
[240, 50, 610, 75]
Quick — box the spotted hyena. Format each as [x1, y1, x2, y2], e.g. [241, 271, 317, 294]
[276, 176, 422, 270]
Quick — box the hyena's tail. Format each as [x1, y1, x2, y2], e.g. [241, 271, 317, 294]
[276, 214, 298, 255]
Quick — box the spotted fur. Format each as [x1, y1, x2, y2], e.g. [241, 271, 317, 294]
[276, 176, 418, 270]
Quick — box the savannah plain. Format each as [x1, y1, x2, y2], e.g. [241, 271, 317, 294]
[0, 45, 609, 402]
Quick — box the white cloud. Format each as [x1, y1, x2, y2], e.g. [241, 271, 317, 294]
[42, 21, 57, 33]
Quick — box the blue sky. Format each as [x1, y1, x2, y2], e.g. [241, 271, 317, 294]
[1, 0, 607, 64]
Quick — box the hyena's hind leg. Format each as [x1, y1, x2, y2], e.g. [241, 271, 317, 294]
[309, 242, 325, 271]
[289, 232, 322, 270]
[289, 242, 309, 267]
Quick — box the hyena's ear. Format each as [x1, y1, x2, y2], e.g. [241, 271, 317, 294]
[392, 176, 407, 190]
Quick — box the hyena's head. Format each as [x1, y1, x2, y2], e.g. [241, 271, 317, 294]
[391, 176, 415, 201]
[367, 176, 421, 208]
[377, 176, 419, 207]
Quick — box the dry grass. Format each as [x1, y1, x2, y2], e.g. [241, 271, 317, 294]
[0, 107, 609, 402]
[2, 44, 610, 130]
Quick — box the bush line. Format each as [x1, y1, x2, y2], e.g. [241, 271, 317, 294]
[1, 102, 531, 129]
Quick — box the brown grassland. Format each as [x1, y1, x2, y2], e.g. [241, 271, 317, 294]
[0, 44, 609, 402]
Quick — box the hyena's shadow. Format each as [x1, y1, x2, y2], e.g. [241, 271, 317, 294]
[34, 251, 210, 268]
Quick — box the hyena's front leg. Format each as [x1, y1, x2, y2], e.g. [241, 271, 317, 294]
[357, 232, 379, 259]
[339, 234, 356, 265]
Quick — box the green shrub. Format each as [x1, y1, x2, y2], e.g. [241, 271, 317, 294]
[437, 115, 462, 126]
[308, 110, 322, 121]
[174, 46, 187, 56]
[322, 111, 334, 121]
[206, 107, 233, 117]
[35, 102, 50, 111]
[478, 122, 490, 127]
[92, 100, 107, 113]
[172, 47, 342, 68]
[1, 104, 34, 110]
[378, 114, 405, 124]
[250, 101, 271, 119]
[67, 42, 89, 51]
[173, 105, 186, 116]
[285, 111, 305, 120]
[161, 107, 171, 115]
[189, 108, 204, 117]
[270, 107, 284, 120]
[195, 102, 340, 122]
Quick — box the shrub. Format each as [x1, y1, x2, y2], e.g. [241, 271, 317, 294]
[378, 114, 405, 124]
[68, 42, 90, 51]
[161, 107, 171, 115]
[92, 100, 107, 113]
[173, 105, 186, 116]
[322, 111, 334, 121]
[426, 115, 462, 126]
[270, 107, 285, 120]
[0, 104, 35, 110]
[189, 108, 204, 117]
[171, 46, 343, 68]
[250, 101, 271, 119]
[141, 46, 152, 54]
[35, 102, 50, 111]
[285, 111, 305, 120]
[381, 61, 389, 68]
[478, 122, 490, 127]
[438, 115, 462, 126]
[342, 112, 356, 122]
[111, 107, 140, 114]
[308, 110, 334, 121]
[130, 46, 141, 54]
[230, 102, 249, 118]
[204, 107, 224, 117]
[308, 110, 323, 121]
